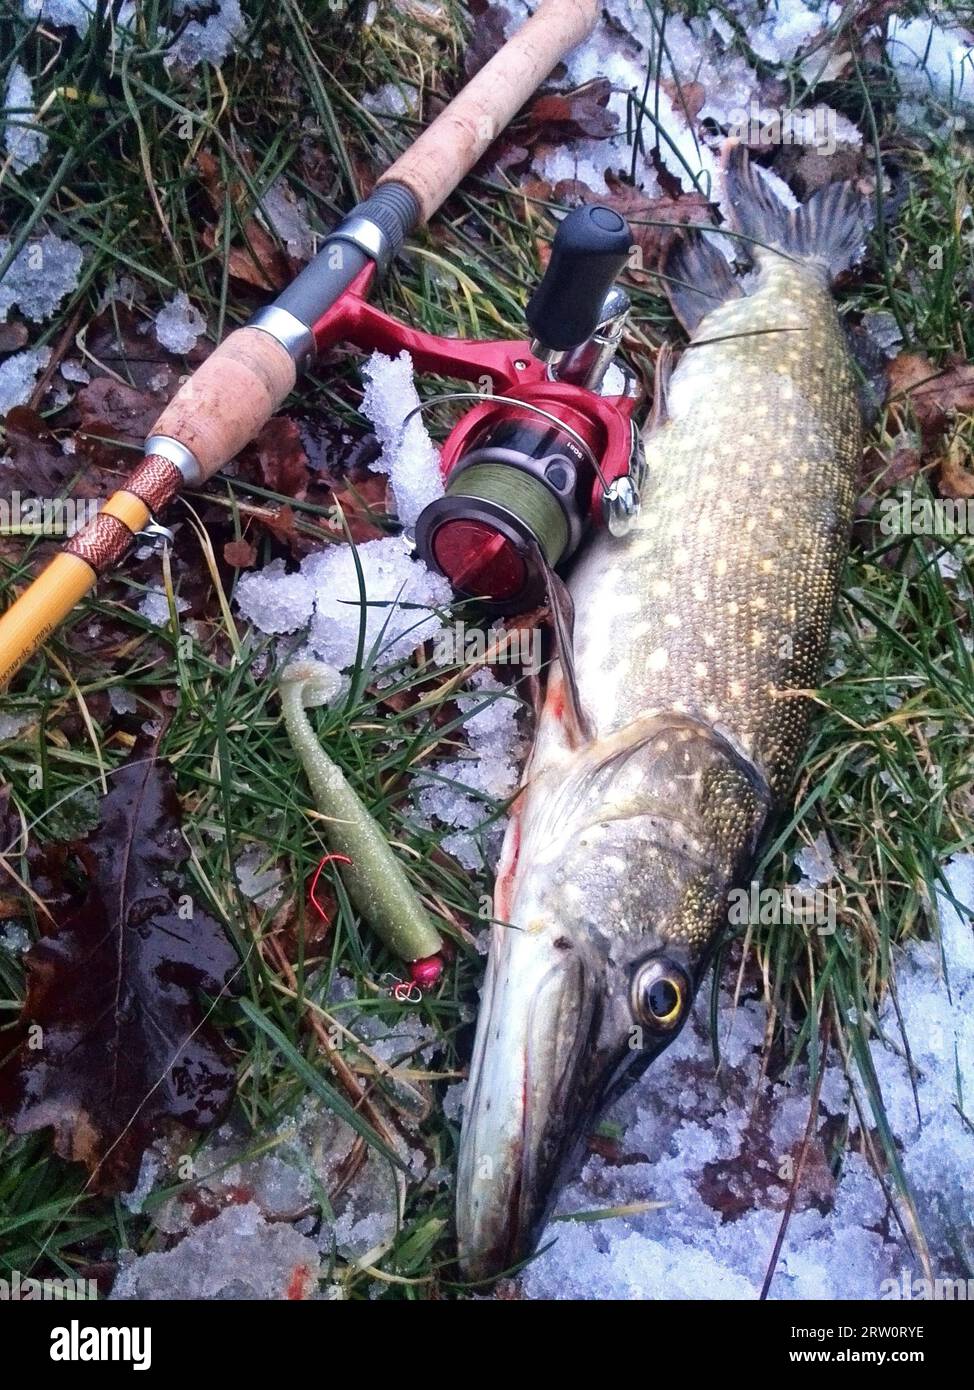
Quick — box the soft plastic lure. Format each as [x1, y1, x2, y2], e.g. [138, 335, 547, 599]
[279, 661, 443, 969]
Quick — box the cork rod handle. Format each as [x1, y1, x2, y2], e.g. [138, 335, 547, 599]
[148, 326, 297, 483]
[378, 0, 599, 223]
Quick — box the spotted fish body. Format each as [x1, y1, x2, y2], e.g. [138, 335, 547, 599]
[456, 149, 866, 1280]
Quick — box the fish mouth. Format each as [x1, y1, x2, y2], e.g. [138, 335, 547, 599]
[456, 924, 611, 1282]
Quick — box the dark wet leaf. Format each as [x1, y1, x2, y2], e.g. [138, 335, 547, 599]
[464, 1, 511, 79]
[0, 408, 100, 498]
[525, 79, 618, 142]
[76, 377, 167, 465]
[888, 352, 974, 440]
[858, 440, 923, 514]
[0, 322, 29, 353]
[481, 77, 617, 176]
[601, 176, 713, 278]
[84, 305, 189, 392]
[254, 415, 310, 500]
[0, 750, 238, 1193]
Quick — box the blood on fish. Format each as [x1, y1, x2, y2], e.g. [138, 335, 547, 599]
[286, 1263, 314, 1300]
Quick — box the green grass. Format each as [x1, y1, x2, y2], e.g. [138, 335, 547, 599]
[1, 0, 973, 1296]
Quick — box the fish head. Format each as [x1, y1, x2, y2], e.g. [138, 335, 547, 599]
[456, 715, 769, 1281]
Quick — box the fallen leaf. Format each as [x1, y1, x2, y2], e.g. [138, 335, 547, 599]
[196, 149, 298, 290]
[0, 322, 29, 353]
[76, 377, 167, 465]
[254, 416, 310, 501]
[223, 537, 258, 567]
[479, 78, 618, 178]
[257, 502, 305, 552]
[0, 408, 94, 497]
[84, 304, 190, 392]
[858, 440, 923, 513]
[600, 175, 713, 277]
[524, 79, 619, 142]
[939, 436, 974, 499]
[660, 78, 706, 124]
[887, 352, 974, 438]
[464, 0, 510, 79]
[328, 473, 389, 544]
[0, 749, 238, 1193]
[202, 225, 291, 293]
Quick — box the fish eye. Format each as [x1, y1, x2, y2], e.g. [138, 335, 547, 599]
[631, 958, 690, 1032]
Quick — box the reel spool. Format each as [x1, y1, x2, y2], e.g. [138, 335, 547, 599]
[414, 392, 607, 610]
[413, 205, 640, 613]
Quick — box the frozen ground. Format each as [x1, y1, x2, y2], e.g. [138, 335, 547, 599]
[515, 854, 974, 1298]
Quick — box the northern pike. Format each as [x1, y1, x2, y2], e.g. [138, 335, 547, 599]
[456, 146, 866, 1279]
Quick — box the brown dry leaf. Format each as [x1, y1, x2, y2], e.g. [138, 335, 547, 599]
[257, 502, 305, 552]
[196, 149, 295, 291]
[202, 225, 291, 293]
[328, 473, 389, 544]
[524, 79, 618, 142]
[223, 536, 258, 567]
[254, 415, 310, 500]
[0, 749, 238, 1193]
[887, 352, 974, 438]
[480, 77, 618, 178]
[660, 78, 706, 124]
[601, 175, 713, 277]
[939, 436, 974, 499]
[858, 440, 923, 515]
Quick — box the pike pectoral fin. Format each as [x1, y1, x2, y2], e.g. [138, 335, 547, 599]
[540, 554, 594, 749]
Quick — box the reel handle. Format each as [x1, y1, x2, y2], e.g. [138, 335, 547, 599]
[526, 205, 631, 355]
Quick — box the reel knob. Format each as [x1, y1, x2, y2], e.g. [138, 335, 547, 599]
[526, 205, 631, 356]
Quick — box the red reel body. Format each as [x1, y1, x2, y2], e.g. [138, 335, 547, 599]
[312, 216, 641, 611]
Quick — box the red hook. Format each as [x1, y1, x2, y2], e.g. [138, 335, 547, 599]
[308, 853, 352, 922]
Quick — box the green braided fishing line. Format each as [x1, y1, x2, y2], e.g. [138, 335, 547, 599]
[447, 463, 569, 565]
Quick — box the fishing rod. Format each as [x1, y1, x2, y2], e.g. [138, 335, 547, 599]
[0, 0, 643, 685]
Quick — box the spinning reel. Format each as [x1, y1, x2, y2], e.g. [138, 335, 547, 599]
[313, 204, 642, 613]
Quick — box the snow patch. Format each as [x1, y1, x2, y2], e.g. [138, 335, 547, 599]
[164, 0, 247, 71]
[0, 347, 51, 415]
[0, 234, 83, 324]
[111, 1202, 320, 1299]
[361, 350, 444, 529]
[3, 63, 48, 173]
[237, 536, 451, 672]
[154, 290, 206, 354]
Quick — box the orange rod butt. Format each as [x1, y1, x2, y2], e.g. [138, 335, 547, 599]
[0, 553, 97, 688]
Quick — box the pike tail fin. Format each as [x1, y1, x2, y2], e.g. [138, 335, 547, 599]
[662, 142, 871, 332]
[721, 140, 869, 281]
